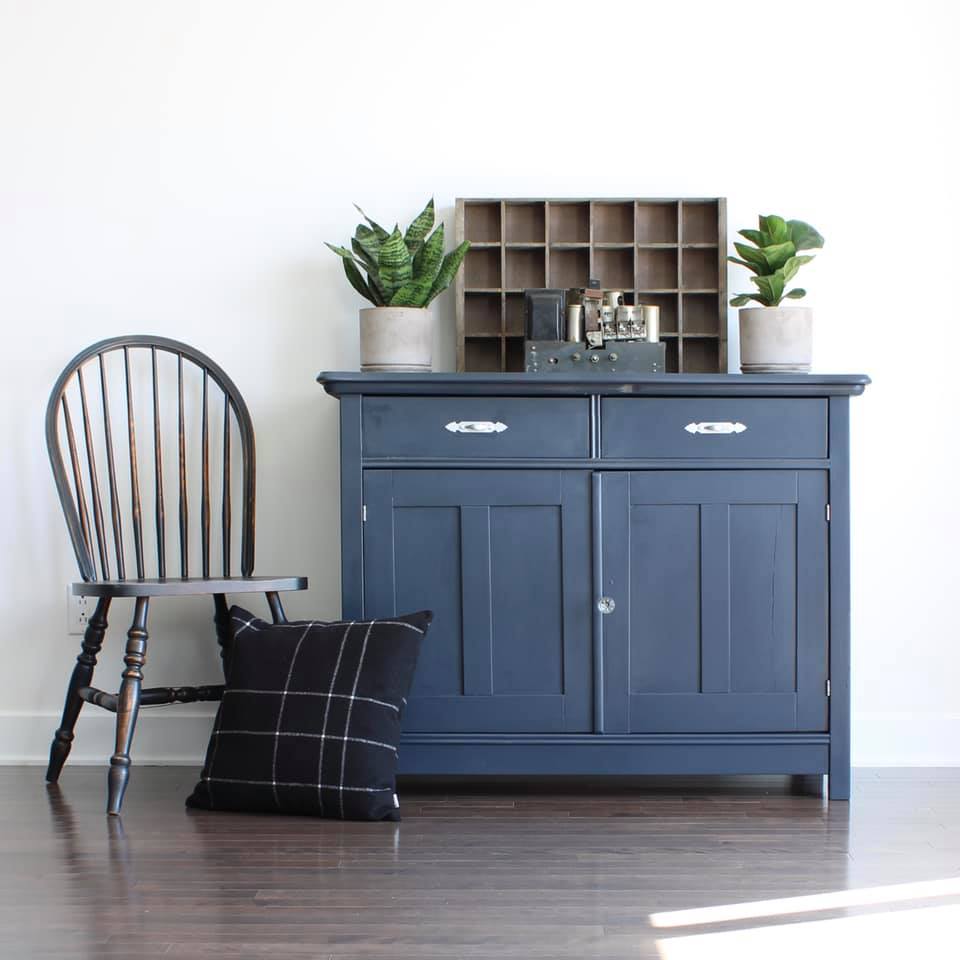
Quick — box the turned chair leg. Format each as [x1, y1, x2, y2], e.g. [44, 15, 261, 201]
[107, 597, 149, 816]
[47, 597, 111, 783]
[266, 591, 288, 624]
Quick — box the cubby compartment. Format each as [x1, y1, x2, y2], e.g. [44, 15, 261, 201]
[593, 202, 634, 243]
[682, 293, 720, 336]
[682, 337, 720, 373]
[548, 202, 590, 243]
[465, 338, 502, 372]
[636, 249, 678, 289]
[681, 248, 719, 290]
[637, 292, 679, 335]
[549, 248, 590, 289]
[505, 248, 545, 289]
[505, 203, 545, 243]
[505, 293, 525, 336]
[594, 248, 633, 291]
[465, 247, 501, 289]
[682, 201, 719, 244]
[463, 292, 501, 336]
[463, 202, 501, 243]
[636, 203, 679, 244]
[505, 337, 525, 372]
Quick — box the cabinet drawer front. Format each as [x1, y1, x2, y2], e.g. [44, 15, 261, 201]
[362, 397, 590, 459]
[601, 398, 827, 459]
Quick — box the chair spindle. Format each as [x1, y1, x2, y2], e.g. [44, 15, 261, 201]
[61, 396, 95, 573]
[201, 369, 210, 579]
[76, 368, 109, 579]
[151, 348, 166, 578]
[123, 347, 145, 579]
[99, 355, 126, 579]
[178, 354, 188, 578]
[222, 394, 231, 577]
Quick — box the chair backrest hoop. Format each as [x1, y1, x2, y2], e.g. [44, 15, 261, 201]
[46, 335, 257, 581]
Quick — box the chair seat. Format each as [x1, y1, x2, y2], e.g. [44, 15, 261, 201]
[72, 575, 307, 598]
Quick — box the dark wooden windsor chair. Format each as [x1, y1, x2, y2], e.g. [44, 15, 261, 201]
[45, 335, 307, 814]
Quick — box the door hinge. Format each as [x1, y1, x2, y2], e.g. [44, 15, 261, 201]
[826, 679, 831, 697]
[362, 504, 367, 522]
[825, 503, 831, 522]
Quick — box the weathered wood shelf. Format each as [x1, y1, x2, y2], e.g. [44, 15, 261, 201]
[456, 198, 728, 374]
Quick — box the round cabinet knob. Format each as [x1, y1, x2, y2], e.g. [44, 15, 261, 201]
[608, 353, 618, 361]
[590, 354, 600, 364]
[572, 353, 581, 362]
[548, 357, 558, 365]
[597, 596, 616, 614]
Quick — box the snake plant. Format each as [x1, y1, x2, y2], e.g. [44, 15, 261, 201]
[326, 199, 470, 308]
[728, 215, 824, 307]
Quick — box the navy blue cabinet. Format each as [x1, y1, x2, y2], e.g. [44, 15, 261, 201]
[319, 373, 869, 799]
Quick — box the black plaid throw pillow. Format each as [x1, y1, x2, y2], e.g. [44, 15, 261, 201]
[186, 606, 431, 821]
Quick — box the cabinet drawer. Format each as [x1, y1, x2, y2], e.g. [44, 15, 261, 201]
[601, 398, 827, 459]
[362, 396, 590, 459]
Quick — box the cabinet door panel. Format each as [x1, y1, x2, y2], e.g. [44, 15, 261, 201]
[601, 470, 828, 733]
[363, 470, 591, 733]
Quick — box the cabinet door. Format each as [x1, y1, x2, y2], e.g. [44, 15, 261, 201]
[362, 470, 592, 733]
[599, 471, 828, 733]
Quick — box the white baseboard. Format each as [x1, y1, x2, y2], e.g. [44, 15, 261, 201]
[0, 710, 215, 765]
[2, 710, 958, 767]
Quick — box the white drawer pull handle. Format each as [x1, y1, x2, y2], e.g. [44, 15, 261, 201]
[684, 421, 747, 435]
[445, 420, 508, 435]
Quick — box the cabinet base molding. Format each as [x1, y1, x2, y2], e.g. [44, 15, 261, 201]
[398, 733, 830, 779]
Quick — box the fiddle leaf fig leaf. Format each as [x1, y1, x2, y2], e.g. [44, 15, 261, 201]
[728, 256, 762, 274]
[760, 241, 796, 272]
[784, 287, 807, 299]
[734, 242, 768, 270]
[730, 293, 756, 307]
[751, 272, 785, 304]
[738, 228, 769, 247]
[760, 214, 790, 245]
[780, 254, 814, 284]
[788, 220, 824, 251]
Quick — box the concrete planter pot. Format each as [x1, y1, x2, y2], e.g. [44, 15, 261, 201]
[739, 306, 813, 374]
[359, 306, 432, 373]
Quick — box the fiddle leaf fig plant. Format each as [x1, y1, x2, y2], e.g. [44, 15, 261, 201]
[326, 198, 470, 308]
[728, 215, 824, 307]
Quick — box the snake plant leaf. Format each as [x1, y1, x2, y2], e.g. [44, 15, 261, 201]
[351, 238, 387, 303]
[760, 241, 796, 272]
[784, 287, 807, 299]
[389, 278, 435, 307]
[341, 257, 378, 304]
[733, 242, 769, 271]
[353, 204, 389, 241]
[751, 272, 785, 304]
[325, 242, 356, 261]
[404, 198, 435, 256]
[738, 228, 769, 247]
[759, 215, 790, 245]
[787, 220, 824, 251]
[413, 224, 445, 283]
[728, 256, 762, 274]
[780, 254, 814, 284]
[377, 226, 413, 301]
[426, 240, 470, 306]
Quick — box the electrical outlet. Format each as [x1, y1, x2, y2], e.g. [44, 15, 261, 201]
[67, 590, 92, 635]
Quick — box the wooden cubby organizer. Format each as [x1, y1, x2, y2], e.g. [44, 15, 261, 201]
[455, 198, 727, 373]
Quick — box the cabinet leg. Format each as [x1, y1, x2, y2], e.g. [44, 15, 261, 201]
[107, 597, 149, 815]
[828, 767, 851, 801]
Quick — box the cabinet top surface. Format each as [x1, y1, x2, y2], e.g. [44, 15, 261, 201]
[318, 372, 870, 399]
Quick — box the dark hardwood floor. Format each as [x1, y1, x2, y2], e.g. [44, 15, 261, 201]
[3, 767, 958, 958]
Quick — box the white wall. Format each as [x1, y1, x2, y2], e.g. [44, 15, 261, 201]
[1, 0, 957, 766]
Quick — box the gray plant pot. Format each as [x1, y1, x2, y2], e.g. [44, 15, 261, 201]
[738, 307, 813, 374]
[359, 307, 432, 373]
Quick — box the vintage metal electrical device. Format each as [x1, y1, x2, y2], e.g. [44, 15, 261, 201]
[523, 281, 666, 374]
